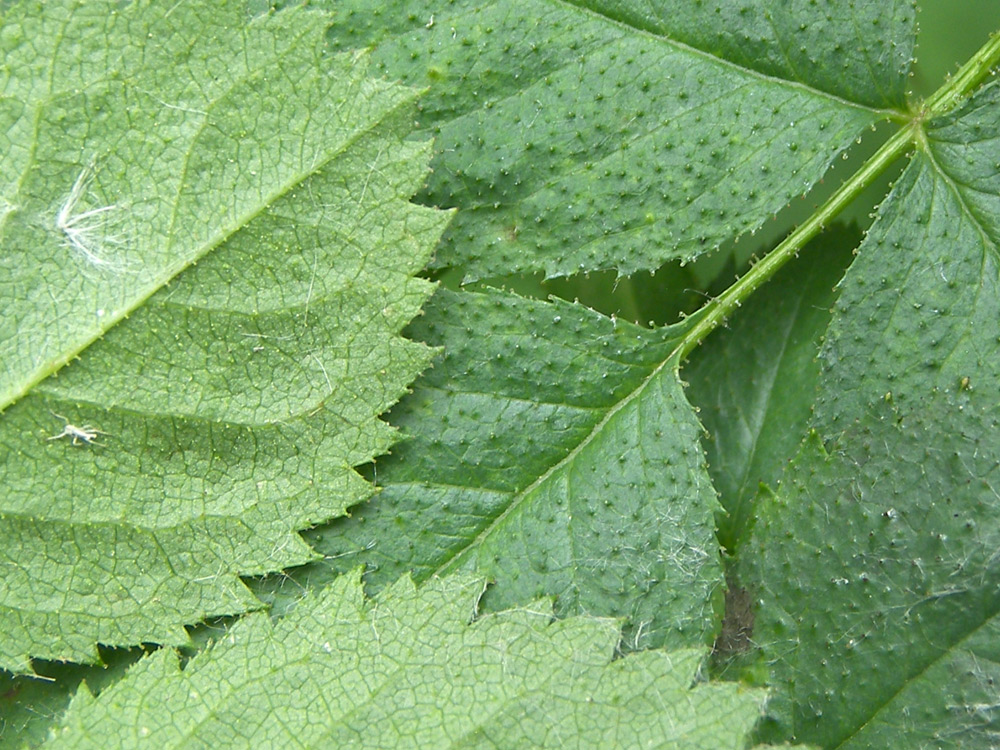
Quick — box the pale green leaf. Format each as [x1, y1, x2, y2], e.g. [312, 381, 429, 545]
[744, 80, 1000, 748]
[1, 0, 419, 405]
[0, 0, 448, 673]
[314, 0, 910, 279]
[0, 651, 139, 749]
[44, 572, 766, 749]
[257, 288, 723, 651]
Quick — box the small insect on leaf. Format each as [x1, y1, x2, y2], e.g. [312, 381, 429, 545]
[46, 412, 108, 446]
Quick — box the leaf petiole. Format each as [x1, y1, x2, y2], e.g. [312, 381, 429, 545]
[676, 28, 1000, 361]
[922, 31, 1000, 116]
[674, 124, 914, 362]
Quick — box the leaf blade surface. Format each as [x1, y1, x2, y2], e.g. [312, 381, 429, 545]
[1, 1, 423, 407]
[317, 0, 910, 279]
[44, 573, 766, 749]
[0, 1, 449, 672]
[259, 288, 723, 651]
[744, 80, 1000, 748]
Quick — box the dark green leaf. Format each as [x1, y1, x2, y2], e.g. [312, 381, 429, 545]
[316, 0, 908, 279]
[258, 288, 724, 650]
[744, 81, 1000, 748]
[684, 226, 857, 552]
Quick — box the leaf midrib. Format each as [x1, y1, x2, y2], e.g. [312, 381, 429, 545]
[548, 0, 899, 118]
[834, 603, 1000, 749]
[433, 337, 685, 577]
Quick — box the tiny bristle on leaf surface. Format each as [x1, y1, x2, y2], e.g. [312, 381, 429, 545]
[0, 0, 449, 673]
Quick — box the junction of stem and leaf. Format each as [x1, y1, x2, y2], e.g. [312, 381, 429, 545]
[672, 31, 1000, 364]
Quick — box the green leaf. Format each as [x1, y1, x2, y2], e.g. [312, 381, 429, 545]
[683, 226, 857, 552]
[257, 288, 724, 650]
[561, 1, 914, 108]
[0, 651, 140, 749]
[43, 572, 766, 749]
[0, 1, 448, 673]
[743, 80, 1000, 748]
[315, 0, 908, 279]
[4, 3, 999, 748]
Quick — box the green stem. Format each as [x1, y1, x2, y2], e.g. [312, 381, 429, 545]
[923, 31, 1000, 116]
[675, 29, 1000, 361]
[675, 124, 914, 362]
